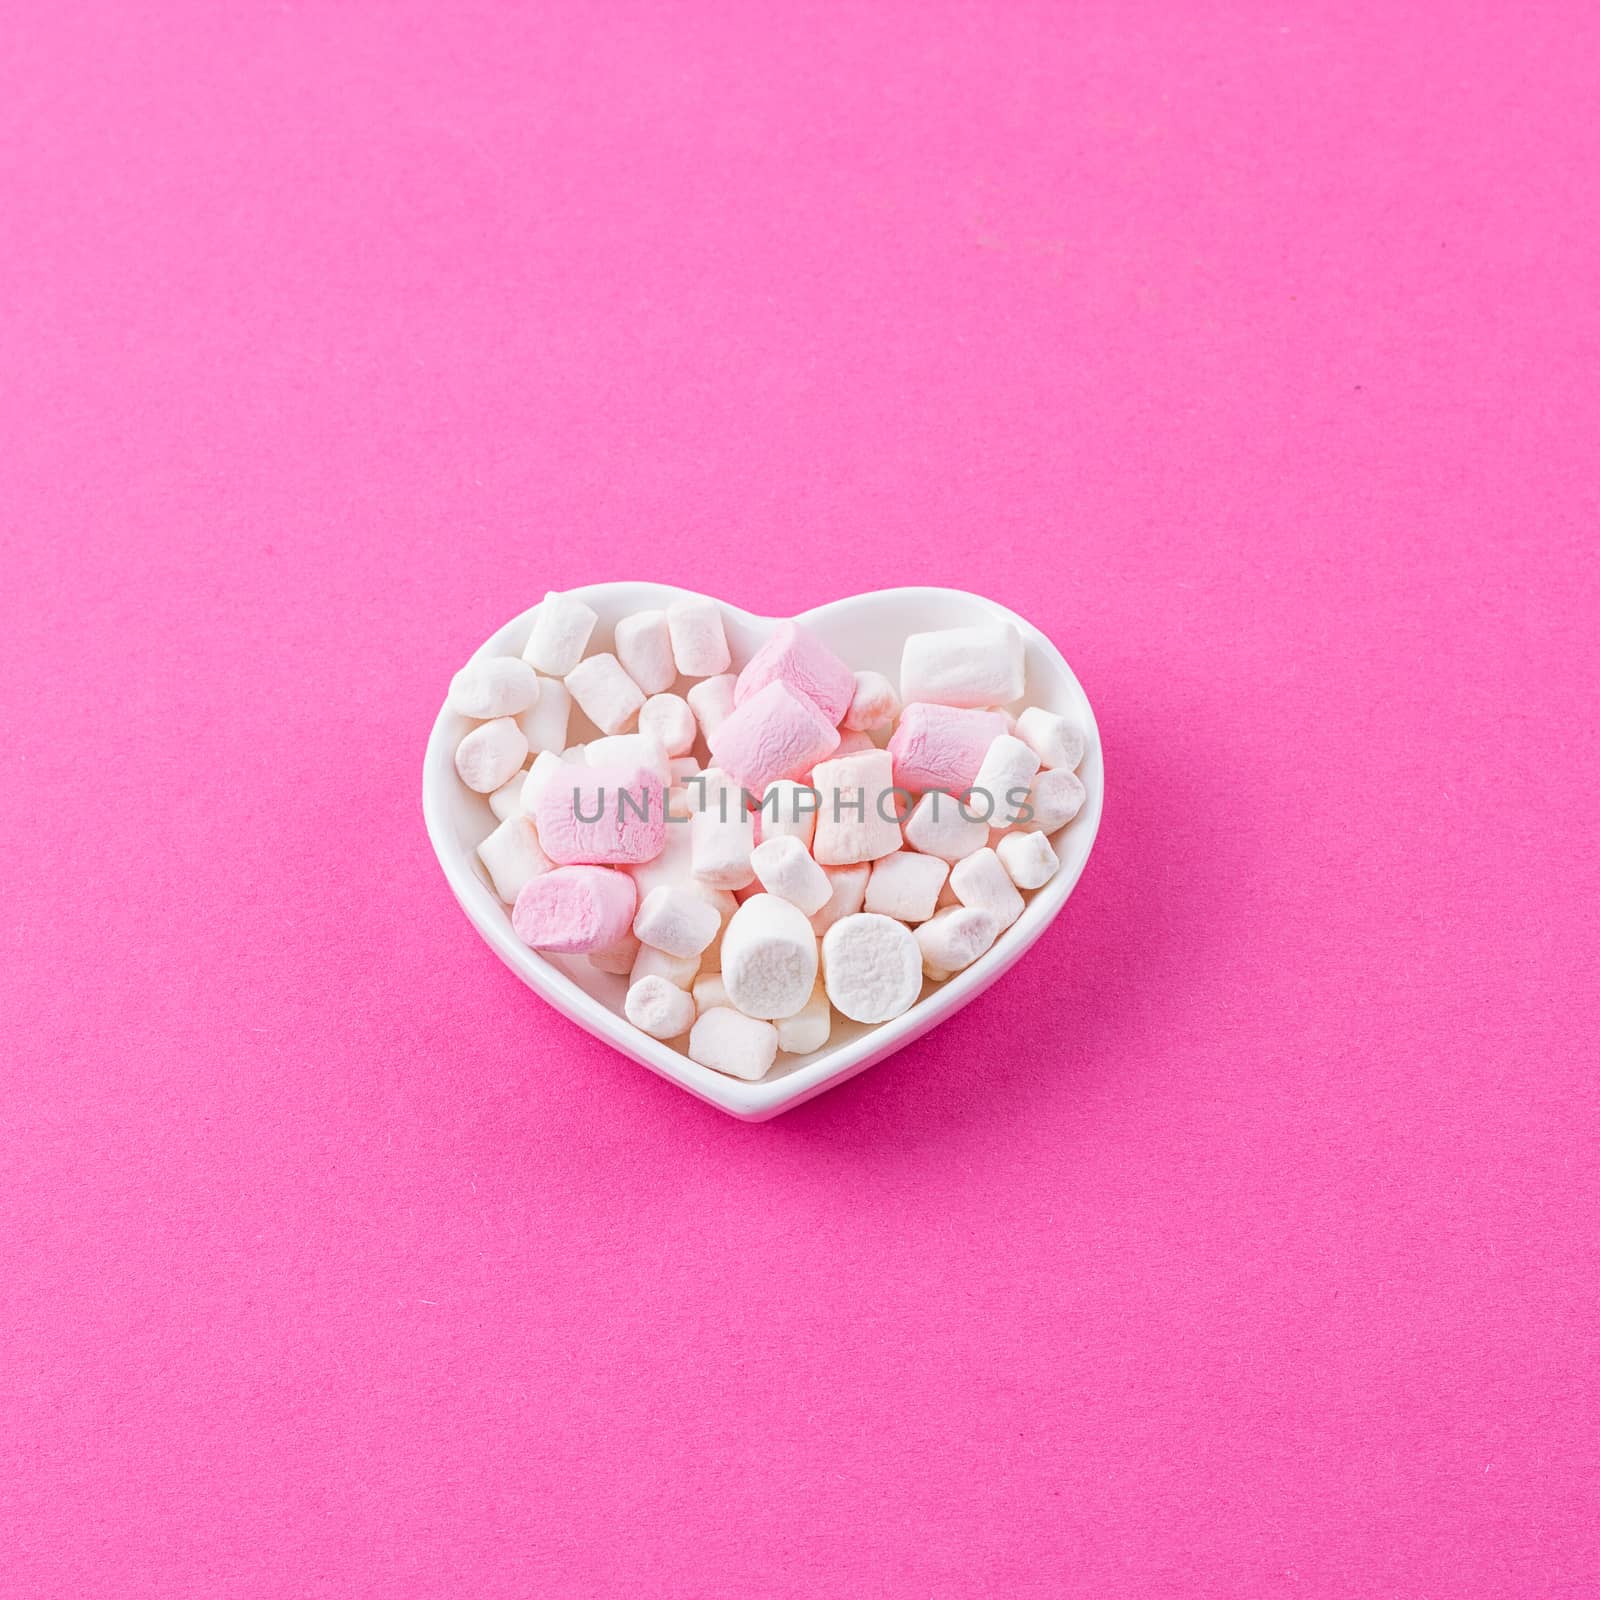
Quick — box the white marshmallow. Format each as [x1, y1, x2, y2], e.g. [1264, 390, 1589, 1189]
[757, 780, 817, 849]
[969, 734, 1041, 828]
[516, 677, 571, 755]
[686, 674, 737, 740]
[1019, 767, 1087, 833]
[455, 717, 529, 792]
[565, 652, 645, 736]
[613, 610, 677, 696]
[902, 791, 989, 862]
[638, 694, 697, 758]
[811, 749, 903, 865]
[682, 766, 743, 817]
[626, 812, 697, 897]
[864, 851, 949, 923]
[521, 750, 567, 813]
[842, 670, 900, 732]
[489, 768, 530, 821]
[914, 907, 999, 980]
[670, 756, 702, 785]
[948, 847, 1025, 930]
[776, 984, 831, 1055]
[624, 974, 697, 1040]
[588, 933, 641, 975]
[719, 893, 819, 1020]
[633, 885, 722, 959]
[691, 801, 755, 890]
[667, 597, 732, 678]
[449, 656, 541, 719]
[821, 913, 922, 1023]
[809, 863, 870, 934]
[900, 622, 1025, 709]
[689, 1007, 778, 1081]
[749, 835, 832, 916]
[996, 829, 1060, 890]
[692, 972, 731, 1015]
[1015, 707, 1087, 771]
[523, 590, 598, 677]
[630, 943, 701, 990]
[560, 744, 587, 763]
[584, 732, 670, 785]
[476, 814, 552, 902]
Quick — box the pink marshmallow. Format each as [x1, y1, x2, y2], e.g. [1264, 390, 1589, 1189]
[708, 679, 840, 794]
[512, 866, 638, 954]
[534, 761, 667, 865]
[733, 620, 855, 725]
[886, 703, 1011, 794]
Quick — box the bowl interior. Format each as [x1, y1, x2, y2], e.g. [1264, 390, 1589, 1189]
[422, 583, 1103, 1118]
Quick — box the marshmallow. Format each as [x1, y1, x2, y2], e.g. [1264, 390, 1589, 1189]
[516, 677, 571, 755]
[996, 829, 1060, 890]
[734, 620, 855, 724]
[638, 693, 697, 759]
[948, 847, 1024, 931]
[817, 728, 876, 770]
[691, 799, 755, 890]
[489, 768, 531, 821]
[709, 680, 840, 794]
[476, 814, 552, 903]
[692, 972, 731, 1015]
[625, 807, 697, 897]
[1015, 707, 1087, 772]
[561, 743, 587, 763]
[842, 670, 901, 733]
[686, 674, 737, 741]
[512, 866, 637, 954]
[689, 1007, 778, 1081]
[1018, 767, 1087, 833]
[455, 716, 529, 793]
[449, 656, 541, 720]
[776, 984, 831, 1055]
[756, 779, 817, 849]
[821, 914, 922, 1023]
[864, 851, 949, 923]
[633, 885, 722, 959]
[534, 762, 666, 865]
[670, 755, 701, 784]
[719, 893, 819, 1020]
[523, 590, 598, 677]
[886, 703, 1011, 793]
[588, 933, 641, 975]
[902, 791, 989, 863]
[631, 942, 701, 989]
[564, 652, 645, 736]
[684, 766, 747, 816]
[666, 596, 732, 678]
[613, 609, 677, 696]
[809, 863, 870, 934]
[624, 975, 697, 1040]
[750, 835, 832, 916]
[914, 907, 999, 980]
[520, 750, 567, 816]
[900, 622, 1025, 709]
[585, 733, 670, 785]
[810, 749, 902, 866]
[969, 734, 1041, 828]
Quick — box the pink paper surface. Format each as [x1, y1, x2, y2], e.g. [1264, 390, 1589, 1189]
[3, 4, 1597, 1595]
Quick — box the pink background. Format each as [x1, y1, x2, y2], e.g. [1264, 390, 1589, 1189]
[4, 3, 1597, 1595]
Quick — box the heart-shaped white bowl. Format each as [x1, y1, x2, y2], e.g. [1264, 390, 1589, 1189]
[422, 584, 1103, 1119]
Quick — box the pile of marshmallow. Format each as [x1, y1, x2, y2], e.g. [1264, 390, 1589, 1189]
[450, 592, 1087, 1083]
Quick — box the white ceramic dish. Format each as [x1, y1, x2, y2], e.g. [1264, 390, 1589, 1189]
[421, 584, 1103, 1120]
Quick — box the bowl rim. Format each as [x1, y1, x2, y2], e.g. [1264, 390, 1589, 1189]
[421, 582, 1104, 1119]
